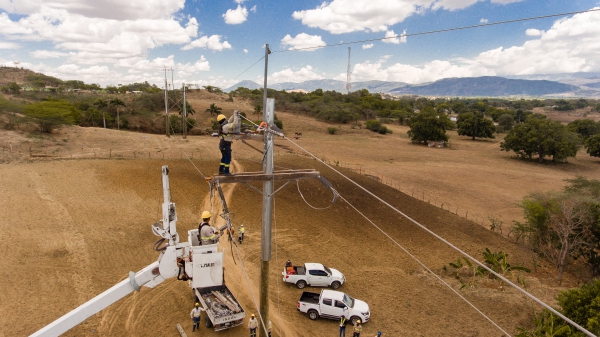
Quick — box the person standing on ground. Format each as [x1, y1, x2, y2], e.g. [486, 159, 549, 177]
[248, 314, 258, 337]
[190, 302, 204, 332]
[217, 110, 240, 175]
[353, 319, 362, 337]
[198, 211, 221, 245]
[238, 224, 245, 244]
[339, 315, 348, 337]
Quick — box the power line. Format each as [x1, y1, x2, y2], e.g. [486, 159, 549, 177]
[272, 8, 600, 53]
[232, 56, 266, 81]
[281, 135, 596, 337]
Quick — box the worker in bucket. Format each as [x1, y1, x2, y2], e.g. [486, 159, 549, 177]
[190, 302, 205, 332]
[248, 313, 258, 337]
[198, 211, 221, 245]
[217, 110, 240, 175]
[238, 224, 245, 244]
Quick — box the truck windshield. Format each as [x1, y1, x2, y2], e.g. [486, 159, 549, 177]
[343, 294, 355, 308]
[324, 266, 332, 275]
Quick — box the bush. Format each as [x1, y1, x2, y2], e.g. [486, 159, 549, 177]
[366, 119, 381, 132]
[327, 127, 338, 135]
[378, 125, 391, 134]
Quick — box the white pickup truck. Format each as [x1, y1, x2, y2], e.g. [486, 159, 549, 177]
[282, 263, 345, 289]
[297, 290, 370, 325]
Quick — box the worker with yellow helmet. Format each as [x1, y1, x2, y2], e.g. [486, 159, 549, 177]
[190, 302, 205, 332]
[198, 210, 222, 245]
[353, 319, 362, 337]
[217, 110, 240, 175]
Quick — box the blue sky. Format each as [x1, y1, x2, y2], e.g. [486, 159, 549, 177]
[1, 0, 599, 89]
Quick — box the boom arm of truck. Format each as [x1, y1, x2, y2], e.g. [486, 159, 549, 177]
[30, 166, 186, 337]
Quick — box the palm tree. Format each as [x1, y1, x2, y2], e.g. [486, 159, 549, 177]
[93, 98, 108, 128]
[205, 103, 222, 117]
[110, 98, 126, 130]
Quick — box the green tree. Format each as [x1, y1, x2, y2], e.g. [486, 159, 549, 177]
[557, 279, 600, 336]
[23, 100, 79, 133]
[585, 134, 600, 158]
[456, 112, 496, 140]
[407, 108, 453, 144]
[568, 119, 600, 140]
[497, 114, 514, 132]
[93, 98, 108, 128]
[109, 97, 126, 130]
[501, 116, 580, 162]
[205, 103, 222, 117]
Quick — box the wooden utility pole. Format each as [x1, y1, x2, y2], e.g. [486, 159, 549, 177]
[183, 83, 187, 139]
[164, 68, 170, 138]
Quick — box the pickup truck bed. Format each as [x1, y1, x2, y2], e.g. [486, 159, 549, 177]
[298, 291, 320, 305]
[286, 266, 305, 275]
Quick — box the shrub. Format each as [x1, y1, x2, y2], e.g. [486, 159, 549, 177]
[366, 119, 381, 132]
[378, 125, 390, 134]
[327, 127, 338, 135]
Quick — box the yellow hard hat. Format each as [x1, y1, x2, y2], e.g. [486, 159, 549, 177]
[217, 114, 226, 122]
[357, 319, 361, 324]
[195, 302, 200, 307]
[201, 211, 211, 219]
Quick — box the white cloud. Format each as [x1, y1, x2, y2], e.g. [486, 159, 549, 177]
[251, 5, 257, 13]
[338, 8, 600, 84]
[115, 56, 175, 71]
[0, 41, 20, 49]
[490, 0, 523, 4]
[234, 0, 246, 3]
[432, 0, 480, 11]
[281, 33, 326, 51]
[223, 5, 248, 24]
[30, 50, 68, 58]
[383, 29, 406, 44]
[525, 28, 544, 36]
[362, 43, 374, 49]
[243, 49, 248, 53]
[0, 0, 186, 21]
[182, 35, 232, 51]
[185, 17, 199, 38]
[176, 56, 210, 77]
[480, 18, 488, 23]
[268, 65, 323, 83]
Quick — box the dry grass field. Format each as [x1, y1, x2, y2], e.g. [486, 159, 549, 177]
[1, 95, 600, 337]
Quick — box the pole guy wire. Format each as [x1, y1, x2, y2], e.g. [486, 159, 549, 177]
[272, 8, 600, 53]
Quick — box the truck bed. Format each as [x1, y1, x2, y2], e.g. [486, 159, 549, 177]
[298, 291, 320, 305]
[285, 265, 305, 275]
[195, 285, 245, 331]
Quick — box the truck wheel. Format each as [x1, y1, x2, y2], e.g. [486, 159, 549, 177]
[350, 316, 360, 325]
[205, 316, 213, 328]
[331, 281, 341, 290]
[308, 309, 319, 320]
[296, 280, 307, 289]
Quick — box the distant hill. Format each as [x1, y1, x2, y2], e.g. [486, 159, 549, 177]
[389, 76, 580, 97]
[225, 79, 409, 93]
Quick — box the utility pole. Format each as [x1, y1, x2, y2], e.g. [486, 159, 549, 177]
[164, 67, 171, 138]
[346, 47, 352, 94]
[260, 43, 272, 337]
[183, 83, 187, 139]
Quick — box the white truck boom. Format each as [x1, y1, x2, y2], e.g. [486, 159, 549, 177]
[30, 166, 243, 336]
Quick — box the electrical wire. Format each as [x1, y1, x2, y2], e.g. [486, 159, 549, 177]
[232, 56, 266, 81]
[180, 148, 208, 180]
[272, 8, 600, 53]
[338, 193, 511, 336]
[281, 135, 597, 337]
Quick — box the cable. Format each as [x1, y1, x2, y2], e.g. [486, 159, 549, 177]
[281, 135, 596, 337]
[273, 178, 283, 337]
[338, 193, 511, 336]
[233, 56, 266, 80]
[272, 8, 600, 53]
[180, 148, 207, 180]
[296, 180, 334, 210]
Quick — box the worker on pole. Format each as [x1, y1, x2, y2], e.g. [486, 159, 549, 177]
[217, 110, 240, 175]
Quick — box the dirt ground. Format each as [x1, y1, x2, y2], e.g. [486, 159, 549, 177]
[1, 100, 600, 337]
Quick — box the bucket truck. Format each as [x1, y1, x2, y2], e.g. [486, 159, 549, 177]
[30, 165, 244, 336]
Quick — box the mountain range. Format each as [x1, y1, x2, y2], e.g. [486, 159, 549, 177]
[225, 75, 600, 98]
